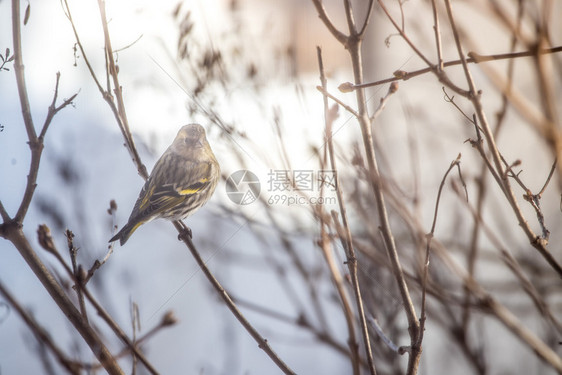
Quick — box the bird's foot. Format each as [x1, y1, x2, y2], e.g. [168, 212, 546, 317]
[177, 223, 193, 241]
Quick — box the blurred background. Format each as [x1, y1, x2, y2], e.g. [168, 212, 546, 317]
[0, 0, 561, 374]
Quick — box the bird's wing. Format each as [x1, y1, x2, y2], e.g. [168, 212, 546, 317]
[129, 160, 214, 221]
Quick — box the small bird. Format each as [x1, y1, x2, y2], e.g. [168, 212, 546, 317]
[109, 124, 220, 245]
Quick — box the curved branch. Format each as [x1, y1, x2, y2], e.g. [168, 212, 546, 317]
[0, 281, 81, 374]
[311, 0, 348, 45]
[443, 0, 562, 277]
[8, 1, 123, 373]
[173, 221, 297, 375]
[317, 46, 360, 375]
[358, 0, 374, 37]
[6, 225, 123, 374]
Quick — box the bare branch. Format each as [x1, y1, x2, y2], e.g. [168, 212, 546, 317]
[443, 0, 562, 276]
[174, 221, 296, 375]
[316, 85, 359, 118]
[420, 154, 462, 348]
[0, 281, 82, 374]
[317, 46, 361, 375]
[40, 72, 78, 140]
[430, 0, 444, 71]
[345, 46, 562, 91]
[311, 0, 348, 45]
[357, 0, 374, 37]
[5, 227, 123, 373]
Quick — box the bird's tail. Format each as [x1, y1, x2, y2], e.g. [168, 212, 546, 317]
[109, 220, 144, 246]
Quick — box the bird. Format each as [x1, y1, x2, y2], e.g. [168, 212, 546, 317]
[109, 124, 220, 246]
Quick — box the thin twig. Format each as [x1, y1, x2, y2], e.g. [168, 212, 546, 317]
[420, 154, 462, 347]
[330, 211, 375, 375]
[451, 181, 562, 337]
[39, 72, 78, 140]
[96, 0, 148, 179]
[6, 228, 123, 374]
[317, 46, 360, 375]
[538, 158, 557, 197]
[377, 0, 433, 68]
[430, 0, 444, 71]
[316, 85, 359, 118]
[357, 0, 374, 37]
[0, 281, 82, 374]
[13, 71, 76, 221]
[62, 0, 148, 180]
[36, 225, 158, 374]
[8, 1, 123, 372]
[311, 0, 347, 45]
[429, 219, 562, 373]
[0, 201, 10, 222]
[69, 2, 295, 371]
[174, 221, 296, 375]
[346, 46, 562, 91]
[79, 286, 160, 375]
[66, 230, 88, 322]
[369, 82, 398, 123]
[231, 293, 356, 362]
[443, 0, 562, 276]
[315, 1, 421, 373]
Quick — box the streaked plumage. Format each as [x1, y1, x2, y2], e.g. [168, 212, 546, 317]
[109, 124, 220, 245]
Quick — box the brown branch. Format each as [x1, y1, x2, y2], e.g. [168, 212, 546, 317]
[39, 72, 78, 140]
[345, 46, 562, 91]
[65, 2, 295, 372]
[317, 46, 360, 375]
[89, 311, 177, 372]
[462, 2, 523, 330]
[357, 0, 374, 37]
[0, 281, 82, 374]
[6, 1, 123, 373]
[369, 82, 398, 123]
[11, 0, 35, 144]
[538, 158, 557, 197]
[0, 201, 9, 223]
[79, 286, 160, 375]
[316, 85, 359, 118]
[377, 0, 433, 68]
[450, 182, 562, 370]
[62, 0, 148, 180]
[5, 226, 123, 374]
[351, 14, 420, 375]
[430, 0, 444, 71]
[443, 0, 562, 277]
[231, 293, 357, 363]
[420, 154, 462, 347]
[13, 72, 76, 223]
[330, 211, 375, 374]
[500, 155, 551, 241]
[174, 221, 296, 375]
[96, 0, 148, 179]
[66, 230, 88, 322]
[36, 225, 159, 374]
[311, 0, 348, 45]
[314, 1, 421, 373]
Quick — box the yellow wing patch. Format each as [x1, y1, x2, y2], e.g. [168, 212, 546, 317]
[178, 177, 209, 195]
[179, 188, 202, 195]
